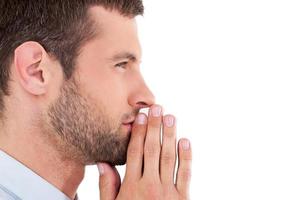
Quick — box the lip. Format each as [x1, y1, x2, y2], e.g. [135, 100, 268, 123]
[122, 123, 133, 132]
[123, 117, 136, 124]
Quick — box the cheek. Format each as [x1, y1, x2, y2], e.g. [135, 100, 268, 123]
[90, 79, 128, 120]
[95, 78, 127, 105]
[77, 64, 130, 118]
[80, 70, 125, 102]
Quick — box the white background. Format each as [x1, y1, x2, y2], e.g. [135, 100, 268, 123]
[78, 0, 301, 199]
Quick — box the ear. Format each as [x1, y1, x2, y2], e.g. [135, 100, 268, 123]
[14, 41, 51, 95]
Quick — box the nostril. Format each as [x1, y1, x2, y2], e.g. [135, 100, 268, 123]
[136, 101, 148, 109]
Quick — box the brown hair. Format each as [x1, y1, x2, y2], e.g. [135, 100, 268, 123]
[0, 0, 144, 115]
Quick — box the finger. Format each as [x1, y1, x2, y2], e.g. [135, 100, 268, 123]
[160, 114, 177, 185]
[98, 163, 121, 200]
[176, 138, 192, 198]
[124, 113, 147, 181]
[143, 104, 163, 177]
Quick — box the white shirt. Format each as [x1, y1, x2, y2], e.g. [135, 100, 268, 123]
[0, 149, 79, 200]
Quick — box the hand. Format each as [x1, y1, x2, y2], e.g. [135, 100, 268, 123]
[98, 104, 192, 200]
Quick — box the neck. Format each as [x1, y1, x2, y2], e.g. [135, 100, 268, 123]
[0, 120, 85, 200]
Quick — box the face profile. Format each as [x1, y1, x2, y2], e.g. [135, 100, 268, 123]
[0, 1, 192, 200]
[45, 76, 134, 166]
[40, 6, 154, 166]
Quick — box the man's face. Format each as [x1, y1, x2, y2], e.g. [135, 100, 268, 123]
[44, 7, 155, 166]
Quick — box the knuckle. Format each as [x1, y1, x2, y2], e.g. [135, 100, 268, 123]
[161, 152, 175, 165]
[132, 125, 145, 135]
[163, 129, 175, 138]
[179, 169, 192, 182]
[127, 146, 142, 157]
[181, 154, 192, 162]
[144, 144, 160, 157]
[148, 118, 161, 128]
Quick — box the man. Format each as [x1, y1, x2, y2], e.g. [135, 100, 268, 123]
[0, 0, 192, 200]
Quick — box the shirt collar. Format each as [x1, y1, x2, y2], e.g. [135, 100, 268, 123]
[0, 149, 75, 200]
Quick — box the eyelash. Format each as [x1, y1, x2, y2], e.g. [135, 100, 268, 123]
[115, 61, 128, 69]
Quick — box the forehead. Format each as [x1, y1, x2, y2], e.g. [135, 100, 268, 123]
[85, 6, 142, 60]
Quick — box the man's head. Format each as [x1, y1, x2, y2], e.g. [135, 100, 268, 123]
[0, 1, 155, 165]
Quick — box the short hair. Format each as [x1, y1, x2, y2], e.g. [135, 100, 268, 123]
[0, 0, 144, 115]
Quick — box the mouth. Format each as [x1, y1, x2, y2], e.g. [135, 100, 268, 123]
[122, 116, 136, 133]
[122, 122, 133, 133]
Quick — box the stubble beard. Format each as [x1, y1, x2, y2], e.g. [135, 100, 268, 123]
[44, 78, 130, 166]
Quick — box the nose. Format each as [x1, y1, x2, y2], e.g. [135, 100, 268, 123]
[128, 79, 156, 110]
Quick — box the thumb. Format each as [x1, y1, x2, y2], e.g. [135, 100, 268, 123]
[97, 162, 121, 200]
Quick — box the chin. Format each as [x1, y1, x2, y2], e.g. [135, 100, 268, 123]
[85, 155, 127, 166]
[109, 157, 127, 166]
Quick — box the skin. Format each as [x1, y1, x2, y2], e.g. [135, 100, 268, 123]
[0, 5, 192, 200]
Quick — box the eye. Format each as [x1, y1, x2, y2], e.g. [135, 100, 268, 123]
[115, 61, 128, 69]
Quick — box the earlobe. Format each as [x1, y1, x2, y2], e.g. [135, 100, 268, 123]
[14, 41, 49, 95]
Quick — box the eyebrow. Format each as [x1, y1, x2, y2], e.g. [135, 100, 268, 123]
[109, 52, 138, 62]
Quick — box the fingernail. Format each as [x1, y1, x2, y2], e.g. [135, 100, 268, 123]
[136, 113, 146, 125]
[181, 139, 190, 150]
[97, 163, 105, 175]
[164, 115, 175, 127]
[151, 105, 162, 117]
